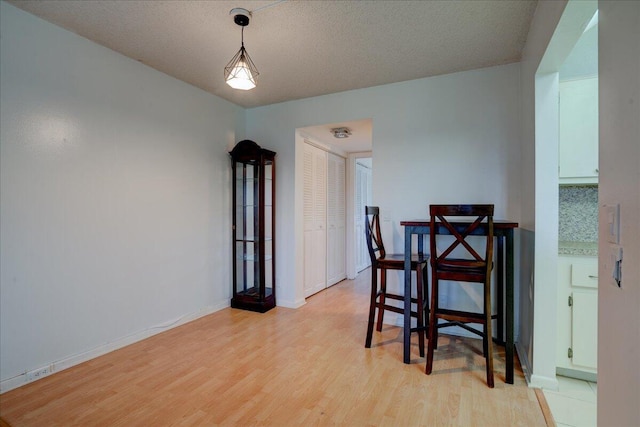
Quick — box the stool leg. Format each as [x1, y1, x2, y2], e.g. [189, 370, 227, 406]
[422, 264, 429, 343]
[376, 268, 387, 332]
[425, 275, 438, 375]
[484, 279, 495, 388]
[433, 273, 439, 351]
[365, 266, 378, 348]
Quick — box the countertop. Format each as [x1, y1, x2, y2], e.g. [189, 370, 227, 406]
[559, 241, 598, 256]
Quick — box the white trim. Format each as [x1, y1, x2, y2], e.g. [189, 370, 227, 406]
[529, 374, 560, 391]
[533, 71, 560, 385]
[530, 0, 598, 389]
[276, 298, 307, 309]
[298, 132, 348, 158]
[346, 151, 373, 279]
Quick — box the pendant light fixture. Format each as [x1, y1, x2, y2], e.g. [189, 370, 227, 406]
[224, 8, 259, 90]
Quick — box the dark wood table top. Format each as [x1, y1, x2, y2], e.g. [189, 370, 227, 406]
[401, 219, 519, 228]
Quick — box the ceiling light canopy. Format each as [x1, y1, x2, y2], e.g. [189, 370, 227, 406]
[331, 127, 352, 139]
[224, 8, 259, 90]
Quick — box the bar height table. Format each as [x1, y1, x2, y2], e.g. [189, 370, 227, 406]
[401, 219, 518, 384]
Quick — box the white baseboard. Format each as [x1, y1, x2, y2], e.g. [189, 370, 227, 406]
[0, 300, 230, 394]
[529, 374, 560, 390]
[514, 343, 559, 390]
[277, 298, 306, 309]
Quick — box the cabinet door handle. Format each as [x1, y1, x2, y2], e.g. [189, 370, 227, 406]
[588, 275, 598, 279]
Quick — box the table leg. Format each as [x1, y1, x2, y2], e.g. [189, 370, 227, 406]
[506, 230, 514, 384]
[403, 227, 412, 364]
[497, 237, 505, 345]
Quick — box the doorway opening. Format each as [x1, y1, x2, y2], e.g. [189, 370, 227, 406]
[533, 0, 598, 390]
[354, 157, 372, 274]
[296, 119, 372, 298]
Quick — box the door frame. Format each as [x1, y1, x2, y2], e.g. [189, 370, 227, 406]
[529, 0, 598, 388]
[346, 151, 372, 279]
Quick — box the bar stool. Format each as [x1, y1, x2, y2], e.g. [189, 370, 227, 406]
[364, 206, 429, 356]
[425, 204, 496, 387]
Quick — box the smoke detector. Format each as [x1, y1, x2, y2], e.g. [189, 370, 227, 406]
[331, 127, 352, 139]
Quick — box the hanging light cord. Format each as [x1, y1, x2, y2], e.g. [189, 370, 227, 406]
[251, 0, 287, 14]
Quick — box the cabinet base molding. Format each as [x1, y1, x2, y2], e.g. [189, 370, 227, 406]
[231, 294, 276, 313]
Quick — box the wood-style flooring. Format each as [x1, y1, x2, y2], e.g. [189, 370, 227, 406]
[0, 269, 547, 426]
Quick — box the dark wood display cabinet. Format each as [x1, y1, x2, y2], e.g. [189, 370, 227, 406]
[230, 140, 276, 312]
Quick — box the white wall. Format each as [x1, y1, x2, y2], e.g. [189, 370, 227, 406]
[532, 72, 560, 388]
[246, 64, 522, 319]
[0, 2, 243, 391]
[597, 1, 640, 425]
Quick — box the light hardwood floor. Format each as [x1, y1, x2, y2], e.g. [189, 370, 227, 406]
[0, 269, 547, 426]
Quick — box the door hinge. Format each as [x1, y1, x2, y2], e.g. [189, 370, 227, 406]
[568, 295, 573, 306]
[568, 347, 573, 358]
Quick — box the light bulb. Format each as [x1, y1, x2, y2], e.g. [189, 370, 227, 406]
[226, 59, 256, 90]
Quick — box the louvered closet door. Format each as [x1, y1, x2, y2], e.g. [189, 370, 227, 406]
[326, 153, 346, 286]
[303, 143, 327, 297]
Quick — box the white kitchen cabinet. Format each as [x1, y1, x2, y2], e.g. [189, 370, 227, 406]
[559, 77, 599, 184]
[556, 254, 598, 378]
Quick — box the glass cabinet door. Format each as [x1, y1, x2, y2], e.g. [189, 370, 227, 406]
[263, 162, 273, 299]
[234, 163, 258, 296]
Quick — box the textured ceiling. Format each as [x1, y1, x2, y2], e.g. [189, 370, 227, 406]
[8, 0, 538, 110]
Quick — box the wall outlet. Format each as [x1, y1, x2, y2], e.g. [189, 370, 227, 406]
[26, 365, 52, 382]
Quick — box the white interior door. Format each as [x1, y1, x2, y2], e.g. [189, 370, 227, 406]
[327, 153, 346, 286]
[355, 159, 372, 273]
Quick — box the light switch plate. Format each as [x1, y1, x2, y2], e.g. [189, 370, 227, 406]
[604, 204, 620, 244]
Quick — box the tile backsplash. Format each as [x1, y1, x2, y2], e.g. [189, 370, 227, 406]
[559, 185, 598, 242]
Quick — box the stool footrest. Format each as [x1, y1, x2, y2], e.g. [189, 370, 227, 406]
[437, 321, 484, 338]
[436, 309, 486, 324]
